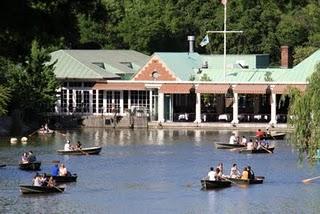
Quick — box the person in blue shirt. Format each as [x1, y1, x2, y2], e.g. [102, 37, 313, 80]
[51, 164, 59, 176]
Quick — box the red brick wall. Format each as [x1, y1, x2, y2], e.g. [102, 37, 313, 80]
[133, 58, 177, 81]
[281, 46, 292, 68]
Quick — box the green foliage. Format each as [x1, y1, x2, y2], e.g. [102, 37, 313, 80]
[293, 46, 318, 65]
[288, 63, 320, 163]
[8, 41, 59, 120]
[264, 71, 273, 82]
[0, 86, 11, 116]
[200, 73, 211, 81]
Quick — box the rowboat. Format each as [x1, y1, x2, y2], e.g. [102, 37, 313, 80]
[201, 180, 232, 190]
[261, 133, 286, 140]
[239, 147, 275, 154]
[43, 174, 77, 183]
[38, 129, 54, 134]
[0, 164, 6, 168]
[227, 177, 264, 185]
[19, 161, 41, 170]
[57, 146, 102, 155]
[216, 143, 246, 149]
[20, 185, 65, 194]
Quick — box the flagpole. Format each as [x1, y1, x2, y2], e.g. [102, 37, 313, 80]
[223, 1, 227, 82]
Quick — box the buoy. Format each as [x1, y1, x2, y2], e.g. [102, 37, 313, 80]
[21, 137, 28, 142]
[10, 138, 18, 144]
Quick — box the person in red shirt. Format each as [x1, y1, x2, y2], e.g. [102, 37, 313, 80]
[255, 129, 265, 139]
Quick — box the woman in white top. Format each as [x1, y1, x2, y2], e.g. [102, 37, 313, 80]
[247, 139, 254, 150]
[64, 140, 71, 151]
[230, 163, 241, 178]
[59, 164, 68, 176]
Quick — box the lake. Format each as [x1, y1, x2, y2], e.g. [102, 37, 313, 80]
[0, 129, 320, 214]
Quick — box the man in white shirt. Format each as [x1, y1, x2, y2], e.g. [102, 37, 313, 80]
[208, 167, 216, 181]
[64, 140, 71, 151]
[229, 133, 237, 144]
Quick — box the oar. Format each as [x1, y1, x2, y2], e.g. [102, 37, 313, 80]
[222, 177, 247, 189]
[79, 149, 89, 155]
[302, 176, 320, 183]
[230, 147, 245, 152]
[51, 184, 64, 192]
[28, 128, 40, 137]
[260, 146, 273, 154]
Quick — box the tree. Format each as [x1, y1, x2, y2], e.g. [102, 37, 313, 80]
[288, 63, 320, 163]
[8, 41, 59, 121]
[0, 86, 11, 116]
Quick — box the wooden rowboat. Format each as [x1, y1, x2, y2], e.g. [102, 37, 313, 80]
[19, 161, 41, 171]
[239, 147, 275, 154]
[43, 174, 77, 183]
[201, 180, 232, 190]
[20, 185, 64, 194]
[261, 133, 286, 140]
[38, 129, 54, 134]
[216, 143, 246, 149]
[57, 146, 102, 155]
[227, 177, 264, 185]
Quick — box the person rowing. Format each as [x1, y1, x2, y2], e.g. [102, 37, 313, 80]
[21, 152, 29, 164]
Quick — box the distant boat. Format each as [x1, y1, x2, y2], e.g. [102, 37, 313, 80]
[20, 185, 64, 194]
[57, 146, 102, 155]
[239, 147, 275, 154]
[262, 133, 286, 140]
[38, 129, 54, 134]
[43, 174, 77, 183]
[201, 180, 231, 190]
[0, 164, 6, 168]
[216, 143, 246, 149]
[19, 161, 41, 171]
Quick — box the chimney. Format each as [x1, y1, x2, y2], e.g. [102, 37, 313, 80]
[187, 36, 195, 53]
[280, 46, 292, 68]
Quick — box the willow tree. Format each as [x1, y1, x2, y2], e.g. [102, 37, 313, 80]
[288, 63, 320, 162]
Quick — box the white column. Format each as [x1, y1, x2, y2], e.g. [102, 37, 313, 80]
[120, 91, 124, 116]
[72, 90, 76, 113]
[149, 90, 153, 118]
[158, 92, 164, 123]
[270, 92, 277, 125]
[194, 92, 201, 123]
[231, 92, 239, 124]
[66, 89, 70, 114]
[89, 90, 93, 114]
[103, 91, 106, 113]
[128, 91, 131, 111]
[96, 90, 99, 114]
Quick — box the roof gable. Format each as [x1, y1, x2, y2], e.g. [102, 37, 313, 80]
[133, 55, 177, 81]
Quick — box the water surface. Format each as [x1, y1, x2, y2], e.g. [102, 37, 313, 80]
[0, 129, 319, 214]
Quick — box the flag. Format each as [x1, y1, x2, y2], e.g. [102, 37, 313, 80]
[200, 35, 209, 47]
[221, 0, 227, 5]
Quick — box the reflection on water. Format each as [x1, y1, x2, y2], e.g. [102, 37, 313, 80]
[1, 129, 320, 213]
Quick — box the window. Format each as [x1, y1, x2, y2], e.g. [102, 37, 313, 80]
[92, 62, 105, 70]
[120, 62, 133, 69]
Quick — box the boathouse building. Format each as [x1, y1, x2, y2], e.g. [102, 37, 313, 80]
[50, 47, 319, 128]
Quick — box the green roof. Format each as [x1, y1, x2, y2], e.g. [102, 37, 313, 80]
[154, 52, 203, 81]
[50, 50, 149, 80]
[153, 50, 320, 83]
